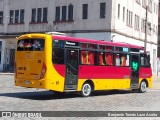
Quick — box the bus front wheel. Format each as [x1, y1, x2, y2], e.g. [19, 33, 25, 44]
[139, 81, 147, 93]
[81, 83, 92, 97]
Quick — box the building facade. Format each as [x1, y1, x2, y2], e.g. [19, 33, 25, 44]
[0, 0, 159, 73]
[158, 1, 160, 57]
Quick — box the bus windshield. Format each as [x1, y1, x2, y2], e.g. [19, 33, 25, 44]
[17, 38, 45, 51]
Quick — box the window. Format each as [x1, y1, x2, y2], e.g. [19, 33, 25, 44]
[31, 8, 48, 23]
[99, 45, 105, 50]
[106, 53, 113, 65]
[68, 4, 73, 20]
[130, 12, 133, 27]
[81, 43, 88, 48]
[31, 8, 36, 22]
[10, 10, 14, 23]
[52, 48, 64, 64]
[53, 40, 64, 48]
[98, 52, 105, 65]
[115, 54, 129, 66]
[62, 6, 67, 21]
[43, 8, 48, 22]
[156, 5, 158, 15]
[20, 9, 24, 23]
[141, 18, 145, 32]
[37, 8, 42, 22]
[15, 10, 19, 23]
[98, 52, 113, 66]
[131, 58, 139, 71]
[140, 54, 150, 67]
[55, 7, 60, 21]
[147, 22, 151, 34]
[52, 40, 64, 64]
[126, 10, 132, 27]
[99, 45, 113, 51]
[55, 5, 74, 22]
[116, 47, 129, 52]
[82, 4, 88, 19]
[9, 9, 25, 24]
[118, 4, 120, 19]
[126, 10, 128, 24]
[148, 0, 152, 12]
[81, 50, 96, 65]
[142, 0, 146, 8]
[135, 14, 140, 30]
[100, 3, 106, 18]
[17, 39, 44, 51]
[0, 11, 3, 24]
[123, 7, 125, 22]
[130, 48, 139, 52]
[89, 44, 97, 49]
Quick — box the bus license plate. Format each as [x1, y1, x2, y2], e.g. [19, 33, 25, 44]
[24, 80, 31, 85]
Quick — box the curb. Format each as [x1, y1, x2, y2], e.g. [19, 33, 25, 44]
[0, 73, 14, 75]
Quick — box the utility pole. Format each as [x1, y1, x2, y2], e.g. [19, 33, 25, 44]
[144, 6, 148, 52]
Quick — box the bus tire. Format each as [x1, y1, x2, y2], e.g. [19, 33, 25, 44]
[139, 81, 147, 93]
[81, 82, 92, 97]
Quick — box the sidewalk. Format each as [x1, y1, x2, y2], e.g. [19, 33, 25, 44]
[0, 72, 14, 75]
[152, 74, 160, 90]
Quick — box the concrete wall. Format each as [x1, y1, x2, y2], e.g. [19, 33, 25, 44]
[0, 0, 112, 33]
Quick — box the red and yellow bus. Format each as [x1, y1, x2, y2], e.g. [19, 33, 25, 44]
[15, 33, 152, 97]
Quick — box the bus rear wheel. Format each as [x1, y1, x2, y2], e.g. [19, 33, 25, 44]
[139, 81, 147, 93]
[81, 83, 92, 97]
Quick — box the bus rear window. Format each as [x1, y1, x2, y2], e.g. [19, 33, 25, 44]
[17, 39, 45, 51]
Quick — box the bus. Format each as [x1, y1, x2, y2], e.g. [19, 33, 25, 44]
[15, 33, 152, 97]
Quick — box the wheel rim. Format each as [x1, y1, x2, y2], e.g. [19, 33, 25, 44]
[82, 84, 91, 96]
[141, 81, 146, 92]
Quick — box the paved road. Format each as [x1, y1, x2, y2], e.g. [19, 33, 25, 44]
[0, 74, 160, 119]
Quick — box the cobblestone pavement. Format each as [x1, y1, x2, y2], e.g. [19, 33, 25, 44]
[0, 74, 160, 120]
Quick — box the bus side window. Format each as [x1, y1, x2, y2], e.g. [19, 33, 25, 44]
[81, 51, 87, 65]
[121, 55, 127, 66]
[106, 53, 113, 65]
[98, 52, 105, 65]
[52, 48, 64, 64]
[81, 50, 95, 65]
[140, 54, 150, 67]
[115, 54, 129, 66]
[88, 51, 95, 65]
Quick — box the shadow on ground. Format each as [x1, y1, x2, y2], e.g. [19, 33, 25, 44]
[0, 90, 135, 100]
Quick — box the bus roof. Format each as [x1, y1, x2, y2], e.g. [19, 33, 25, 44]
[52, 35, 144, 49]
[17, 33, 144, 50]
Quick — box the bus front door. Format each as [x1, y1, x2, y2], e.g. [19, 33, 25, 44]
[65, 49, 79, 91]
[130, 54, 140, 89]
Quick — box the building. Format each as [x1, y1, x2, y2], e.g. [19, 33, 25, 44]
[158, 1, 160, 57]
[0, 0, 159, 73]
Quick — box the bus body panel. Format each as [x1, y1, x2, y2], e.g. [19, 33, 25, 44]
[77, 79, 131, 91]
[53, 65, 152, 91]
[139, 67, 152, 88]
[15, 34, 65, 92]
[15, 64, 65, 92]
[16, 52, 44, 80]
